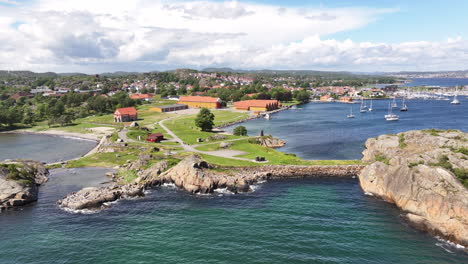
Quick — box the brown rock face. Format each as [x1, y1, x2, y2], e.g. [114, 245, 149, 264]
[0, 160, 49, 210]
[358, 130, 468, 246]
[159, 155, 252, 194]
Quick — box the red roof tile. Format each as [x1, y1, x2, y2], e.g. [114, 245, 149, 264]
[115, 107, 137, 115]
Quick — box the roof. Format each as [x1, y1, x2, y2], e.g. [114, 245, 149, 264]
[130, 94, 153, 100]
[147, 133, 164, 138]
[179, 96, 221, 103]
[234, 100, 280, 108]
[156, 104, 187, 109]
[115, 107, 137, 115]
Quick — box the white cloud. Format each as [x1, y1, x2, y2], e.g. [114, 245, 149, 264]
[0, 0, 465, 73]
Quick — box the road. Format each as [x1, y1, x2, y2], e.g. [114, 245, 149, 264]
[158, 119, 255, 162]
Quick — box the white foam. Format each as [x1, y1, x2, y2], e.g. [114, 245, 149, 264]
[214, 188, 234, 195]
[364, 192, 374, 196]
[162, 183, 177, 188]
[60, 206, 98, 214]
[435, 236, 466, 250]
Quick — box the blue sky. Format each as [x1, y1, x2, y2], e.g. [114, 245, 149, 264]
[0, 0, 467, 73]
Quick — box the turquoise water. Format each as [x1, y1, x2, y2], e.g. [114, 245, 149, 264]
[0, 85, 467, 263]
[0, 133, 96, 163]
[226, 98, 467, 160]
[0, 176, 466, 263]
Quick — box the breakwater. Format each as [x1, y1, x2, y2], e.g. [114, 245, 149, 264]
[215, 105, 295, 129]
[235, 164, 365, 179]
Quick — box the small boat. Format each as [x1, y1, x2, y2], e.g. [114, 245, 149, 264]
[391, 97, 398, 108]
[360, 99, 367, 113]
[347, 107, 355, 118]
[400, 98, 408, 111]
[385, 103, 399, 121]
[264, 113, 271, 120]
[451, 87, 460, 105]
[368, 99, 373, 112]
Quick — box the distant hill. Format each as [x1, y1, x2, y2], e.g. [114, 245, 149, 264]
[0, 70, 58, 78]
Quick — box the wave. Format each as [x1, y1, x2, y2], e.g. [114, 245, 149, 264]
[162, 183, 177, 188]
[435, 236, 466, 253]
[214, 188, 235, 195]
[60, 206, 98, 215]
[364, 192, 374, 196]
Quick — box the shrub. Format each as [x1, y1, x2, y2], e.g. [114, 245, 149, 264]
[398, 133, 407, 148]
[375, 154, 390, 165]
[233, 126, 248, 136]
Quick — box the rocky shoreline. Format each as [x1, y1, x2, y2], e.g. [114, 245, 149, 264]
[358, 130, 468, 247]
[57, 154, 364, 211]
[0, 160, 49, 210]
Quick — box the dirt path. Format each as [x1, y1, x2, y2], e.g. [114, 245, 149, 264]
[158, 119, 254, 162]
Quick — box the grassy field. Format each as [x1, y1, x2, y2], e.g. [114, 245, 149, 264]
[196, 139, 363, 166]
[163, 110, 249, 144]
[66, 152, 139, 168]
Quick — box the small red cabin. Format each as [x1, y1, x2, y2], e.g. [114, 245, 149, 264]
[146, 133, 164, 143]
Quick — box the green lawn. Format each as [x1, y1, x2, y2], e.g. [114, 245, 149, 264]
[163, 110, 248, 144]
[66, 152, 139, 168]
[197, 139, 363, 166]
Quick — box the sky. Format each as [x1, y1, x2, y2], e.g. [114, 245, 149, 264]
[0, 0, 467, 73]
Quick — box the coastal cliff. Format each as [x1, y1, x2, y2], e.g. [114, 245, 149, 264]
[0, 160, 49, 210]
[358, 130, 468, 246]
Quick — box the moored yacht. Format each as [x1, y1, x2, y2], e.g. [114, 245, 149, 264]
[347, 107, 355, 118]
[385, 103, 399, 121]
[400, 98, 408, 111]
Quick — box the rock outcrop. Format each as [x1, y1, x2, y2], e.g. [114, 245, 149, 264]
[256, 135, 286, 148]
[57, 160, 168, 211]
[160, 155, 252, 194]
[0, 160, 49, 210]
[358, 130, 468, 246]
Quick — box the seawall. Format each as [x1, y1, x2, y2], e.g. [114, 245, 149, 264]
[235, 164, 365, 179]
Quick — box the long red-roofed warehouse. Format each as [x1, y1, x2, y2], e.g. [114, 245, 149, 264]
[233, 100, 281, 111]
[114, 107, 138, 122]
[177, 96, 222, 109]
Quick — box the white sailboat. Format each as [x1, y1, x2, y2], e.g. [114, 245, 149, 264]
[264, 113, 271, 119]
[368, 99, 373, 112]
[347, 107, 355, 118]
[385, 103, 399, 121]
[360, 99, 367, 113]
[400, 98, 408, 111]
[451, 86, 460, 105]
[391, 97, 398, 108]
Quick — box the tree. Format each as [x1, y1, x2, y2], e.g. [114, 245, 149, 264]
[233, 126, 248, 136]
[195, 108, 215, 131]
[294, 90, 311, 104]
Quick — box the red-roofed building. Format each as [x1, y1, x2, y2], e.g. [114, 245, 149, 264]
[146, 133, 164, 143]
[234, 100, 281, 111]
[114, 107, 138, 122]
[178, 96, 222, 109]
[130, 94, 153, 101]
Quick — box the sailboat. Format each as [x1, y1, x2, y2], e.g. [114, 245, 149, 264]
[347, 107, 355, 118]
[264, 113, 271, 119]
[451, 86, 460, 105]
[360, 99, 367, 113]
[368, 99, 373, 112]
[391, 97, 398, 108]
[400, 98, 408, 111]
[385, 103, 399, 121]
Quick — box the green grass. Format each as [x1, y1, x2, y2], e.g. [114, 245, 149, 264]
[118, 169, 139, 184]
[374, 154, 390, 165]
[197, 139, 363, 166]
[398, 133, 407, 148]
[198, 153, 260, 167]
[163, 110, 248, 144]
[66, 152, 139, 168]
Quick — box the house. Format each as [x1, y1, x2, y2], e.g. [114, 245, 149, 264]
[130, 94, 153, 101]
[10, 91, 32, 100]
[146, 133, 164, 143]
[178, 96, 222, 109]
[151, 104, 188, 113]
[339, 97, 353, 103]
[320, 95, 334, 102]
[114, 107, 138, 122]
[233, 100, 281, 111]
